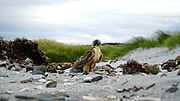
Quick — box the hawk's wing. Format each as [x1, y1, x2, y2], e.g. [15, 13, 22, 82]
[73, 47, 95, 70]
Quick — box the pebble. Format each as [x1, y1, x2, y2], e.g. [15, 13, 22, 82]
[46, 81, 57, 88]
[20, 87, 31, 92]
[91, 76, 103, 82]
[34, 85, 43, 90]
[150, 64, 160, 75]
[83, 77, 93, 83]
[81, 96, 98, 101]
[37, 79, 47, 83]
[107, 95, 118, 100]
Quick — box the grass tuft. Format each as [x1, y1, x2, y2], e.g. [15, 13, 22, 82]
[36, 31, 180, 63]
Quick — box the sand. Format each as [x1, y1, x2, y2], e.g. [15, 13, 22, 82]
[0, 47, 180, 101]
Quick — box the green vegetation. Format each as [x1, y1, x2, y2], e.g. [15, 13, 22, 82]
[36, 31, 180, 63]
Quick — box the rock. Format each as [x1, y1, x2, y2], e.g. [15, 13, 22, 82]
[150, 64, 160, 75]
[34, 85, 43, 90]
[19, 87, 31, 92]
[83, 77, 93, 83]
[7, 64, 15, 70]
[24, 58, 33, 65]
[31, 71, 45, 75]
[0, 61, 7, 67]
[82, 96, 98, 101]
[37, 79, 47, 83]
[15, 64, 22, 71]
[91, 76, 103, 82]
[5, 90, 14, 95]
[46, 81, 57, 88]
[26, 66, 33, 72]
[177, 70, 180, 76]
[33, 65, 47, 73]
[176, 66, 180, 70]
[175, 55, 180, 61]
[107, 95, 118, 100]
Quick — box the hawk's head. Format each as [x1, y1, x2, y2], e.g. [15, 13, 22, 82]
[92, 39, 101, 46]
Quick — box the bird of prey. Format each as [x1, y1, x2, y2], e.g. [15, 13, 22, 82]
[71, 39, 103, 73]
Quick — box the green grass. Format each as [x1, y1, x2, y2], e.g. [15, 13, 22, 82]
[36, 31, 180, 63]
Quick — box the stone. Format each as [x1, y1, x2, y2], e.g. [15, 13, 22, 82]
[91, 76, 103, 82]
[83, 77, 93, 83]
[150, 64, 160, 75]
[31, 71, 45, 75]
[46, 81, 57, 88]
[25, 58, 33, 65]
[33, 65, 47, 73]
[82, 96, 97, 101]
[177, 70, 180, 76]
[26, 66, 33, 72]
[0, 61, 7, 67]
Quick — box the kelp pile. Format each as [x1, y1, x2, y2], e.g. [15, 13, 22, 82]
[119, 59, 150, 74]
[0, 37, 49, 65]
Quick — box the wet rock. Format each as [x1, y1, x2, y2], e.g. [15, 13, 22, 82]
[46, 81, 57, 88]
[91, 76, 103, 82]
[150, 64, 160, 75]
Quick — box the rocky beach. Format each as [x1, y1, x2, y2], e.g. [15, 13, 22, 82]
[0, 45, 180, 101]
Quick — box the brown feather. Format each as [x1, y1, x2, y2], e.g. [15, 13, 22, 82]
[73, 47, 95, 71]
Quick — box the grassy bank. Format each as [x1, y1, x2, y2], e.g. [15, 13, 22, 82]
[36, 31, 180, 63]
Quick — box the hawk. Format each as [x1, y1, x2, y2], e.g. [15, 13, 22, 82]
[71, 39, 103, 73]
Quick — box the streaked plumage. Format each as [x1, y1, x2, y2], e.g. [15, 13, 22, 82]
[71, 39, 103, 73]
